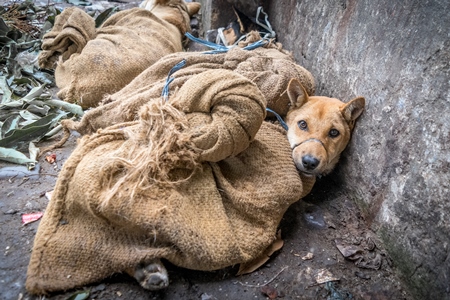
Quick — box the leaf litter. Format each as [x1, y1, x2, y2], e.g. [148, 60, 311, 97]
[0, 0, 117, 166]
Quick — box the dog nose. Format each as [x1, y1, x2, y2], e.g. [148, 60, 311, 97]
[302, 155, 320, 170]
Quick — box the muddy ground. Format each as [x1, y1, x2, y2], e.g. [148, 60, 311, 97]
[1, 1, 413, 299]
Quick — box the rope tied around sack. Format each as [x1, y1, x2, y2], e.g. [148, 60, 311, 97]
[185, 28, 289, 131]
[185, 32, 269, 54]
[266, 108, 288, 130]
[161, 59, 187, 101]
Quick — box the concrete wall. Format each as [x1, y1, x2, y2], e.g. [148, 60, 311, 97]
[266, 0, 449, 299]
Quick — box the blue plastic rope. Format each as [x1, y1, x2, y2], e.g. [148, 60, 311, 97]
[185, 32, 229, 52]
[266, 108, 288, 130]
[185, 32, 268, 54]
[161, 59, 187, 101]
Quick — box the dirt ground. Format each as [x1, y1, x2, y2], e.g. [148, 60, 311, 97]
[1, 131, 412, 300]
[0, 0, 413, 299]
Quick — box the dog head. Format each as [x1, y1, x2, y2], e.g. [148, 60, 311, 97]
[285, 79, 365, 177]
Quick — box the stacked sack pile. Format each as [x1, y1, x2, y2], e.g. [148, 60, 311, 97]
[27, 14, 317, 292]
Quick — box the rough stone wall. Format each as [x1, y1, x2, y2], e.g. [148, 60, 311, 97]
[266, 0, 449, 299]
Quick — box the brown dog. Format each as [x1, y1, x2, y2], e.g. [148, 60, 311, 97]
[285, 78, 365, 177]
[140, 0, 201, 20]
[126, 78, 365, 291]
[141, 0, 202, 49]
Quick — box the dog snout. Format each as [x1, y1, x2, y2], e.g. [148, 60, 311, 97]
[302, 155, 320, 170]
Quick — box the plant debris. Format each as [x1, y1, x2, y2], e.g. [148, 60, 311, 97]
[314, 268, 339, 284]
[0, 1, 108, 166]
[65, 290, 89, 300]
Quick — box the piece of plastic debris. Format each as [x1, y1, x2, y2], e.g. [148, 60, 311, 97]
[22, 212, 43, 225]
[45, 153, 56, 164]
[314, 268, 339, 284]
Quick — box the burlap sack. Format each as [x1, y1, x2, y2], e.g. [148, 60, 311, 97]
[61, 31, 315, 135]
[26, 69, 316, 294]
[38, 3, 193, 109]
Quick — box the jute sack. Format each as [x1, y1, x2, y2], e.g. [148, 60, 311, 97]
[62, 31, 315, 135]
[26, 69, 315, 294]
[38, 4, 193, 109]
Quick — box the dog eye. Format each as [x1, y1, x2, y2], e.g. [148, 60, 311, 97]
[298, 120, 308, 130]
[329, 129, 340, 137]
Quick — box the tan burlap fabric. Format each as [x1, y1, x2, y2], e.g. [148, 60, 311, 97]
[61, 31, 315, 135]
[26, 69, 316, 294]
[38, 4, 193, 109]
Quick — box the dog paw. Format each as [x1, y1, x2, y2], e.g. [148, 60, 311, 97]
[133, 259, 169, 291]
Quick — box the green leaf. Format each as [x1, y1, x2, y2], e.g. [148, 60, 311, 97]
[19, 110, 40, 122]
[44, 123, 62, 137]
[27, 104, 50, 116]
[66, 0, 92, 6]
[21, 84, 45, 102]
[0, 110, 20, 122]
[65, 290, 90, 300]
[28, 141, 39, 161]
[0, 18, 10, 36]
[0, 84, 44, 108]
[95, 7, 118, 28]
[31, 70, 54, 85]
[0, 75, 12, 104]
[0, 35, 14, 45]
[0, 146, 37, 165]
[1, 114, 21, 138]
[0, 112, 66, 148]
[45, 99, 84, 116]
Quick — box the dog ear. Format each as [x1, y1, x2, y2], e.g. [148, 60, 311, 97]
[341, 96, 366, 122]
[186, 2, 201, 16]
[287, 78, 309, 108]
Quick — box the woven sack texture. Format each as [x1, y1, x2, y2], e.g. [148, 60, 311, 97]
[62, 31, 315, 134]
[38, 3, 193, 109]
[26, 69, 315, 294]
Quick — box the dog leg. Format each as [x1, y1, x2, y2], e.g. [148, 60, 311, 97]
[128, 259, 169, 291]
